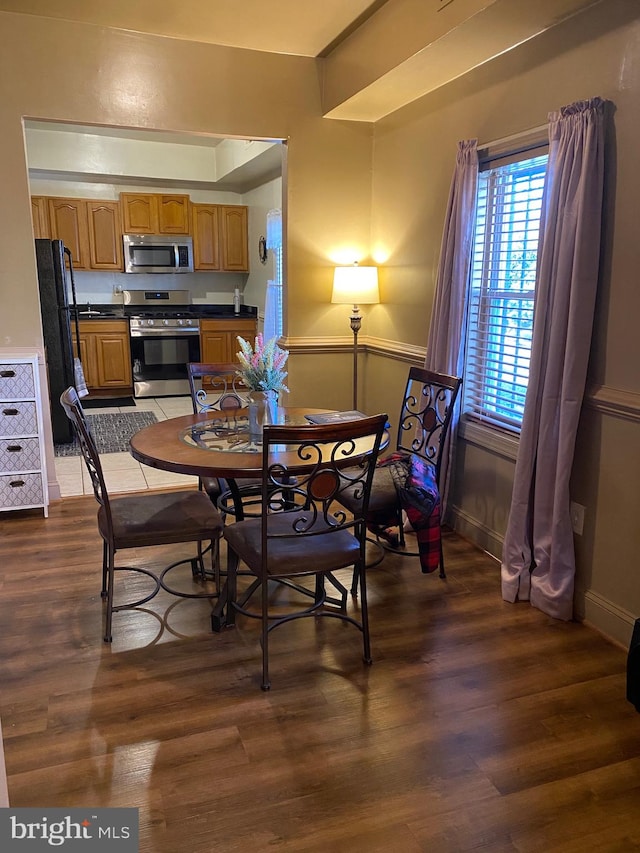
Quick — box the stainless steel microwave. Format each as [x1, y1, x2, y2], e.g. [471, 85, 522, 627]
[123, 234, 194, 273]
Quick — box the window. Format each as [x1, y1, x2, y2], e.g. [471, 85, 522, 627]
[463, 150, 548, 433]
[263, 208, 283, 340]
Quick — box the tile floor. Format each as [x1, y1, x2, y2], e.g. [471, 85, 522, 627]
[55, 396, 198, 498]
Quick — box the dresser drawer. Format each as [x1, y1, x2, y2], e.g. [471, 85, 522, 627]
[0, 437, 41, 471]
[0, 362, 35, 399]
[0, 401, 37, 436]
[0, 472, 44, 508]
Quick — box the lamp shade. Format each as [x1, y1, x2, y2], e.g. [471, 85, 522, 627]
[331, 264, 379, 305]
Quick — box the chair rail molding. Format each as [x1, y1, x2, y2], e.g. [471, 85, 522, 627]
[585, 384, 640, 422]
[283, 334, 427, 364]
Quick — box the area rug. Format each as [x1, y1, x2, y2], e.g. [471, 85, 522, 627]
[81, 396, 137, 409]
[54, 411, 158, 457]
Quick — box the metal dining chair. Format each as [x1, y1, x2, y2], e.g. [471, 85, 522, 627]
[60, 386, 224, 642]
[187, 361, 263, 520]
[219, 413, 388, 690]
[340, 366, 461, 590]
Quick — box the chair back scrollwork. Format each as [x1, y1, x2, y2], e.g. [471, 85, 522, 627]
[188, 362, 248, 414]
[397, 367, 462, 488]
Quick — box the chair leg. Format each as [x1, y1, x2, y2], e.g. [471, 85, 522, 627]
[357, 558, 372, 665]
[396, 503, 406, 548]
[212, 536, 220, 593]
[261, 575, 270, 691]
[350, 565, 360, 597]
[101, 540, 108, 598]
[103, 543, 116, 643]
[438, 532, 446, 579]
[226, 549, 238, 628]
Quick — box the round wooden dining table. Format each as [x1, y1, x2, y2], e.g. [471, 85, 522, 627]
[129, 406, 335, 482]
[129, 406, 383, 631]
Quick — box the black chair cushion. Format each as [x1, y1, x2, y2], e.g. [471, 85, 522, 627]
[224, 511, 361, 576]
[100, 490, 223, 549]
[201, 476, 222, 502]
[340, 465, 398, 524]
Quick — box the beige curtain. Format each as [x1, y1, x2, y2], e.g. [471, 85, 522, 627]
[501, 98, 609, 620]
[425, 139, 478, 515]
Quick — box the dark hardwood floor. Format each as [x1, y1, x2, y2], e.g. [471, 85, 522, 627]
[1, 495, 639, 852]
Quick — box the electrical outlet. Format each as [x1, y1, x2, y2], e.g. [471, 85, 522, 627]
[570, 502, 585, 536]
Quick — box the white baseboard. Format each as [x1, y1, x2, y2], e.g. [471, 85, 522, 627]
[449, 505, 504, 559]
[450, 507, 635, 650]
[583, 590, 636, 649]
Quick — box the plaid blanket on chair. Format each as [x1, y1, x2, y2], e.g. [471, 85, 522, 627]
[369, 451, 441, 574]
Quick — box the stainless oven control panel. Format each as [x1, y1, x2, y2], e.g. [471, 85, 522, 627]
[129, 317, 200, 333]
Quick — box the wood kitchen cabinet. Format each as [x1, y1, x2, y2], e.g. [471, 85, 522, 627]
[31, 197, 50, 239]
[200, 318, 257, 364]
[120, 193, 190, 235]
[47, 197, 90, 269]
[75, 320, 132, 393]
[220, 206, 249, 271]
[192, 204, 249, 272]
[85, 201, 123, 270]
[192, 204, 220, 270]
[32, 197, 122, 272]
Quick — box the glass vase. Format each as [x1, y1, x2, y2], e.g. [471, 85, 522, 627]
[248, 390, 277, 438]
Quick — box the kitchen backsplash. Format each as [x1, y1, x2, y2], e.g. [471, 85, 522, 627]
[73, 269, 248, 306]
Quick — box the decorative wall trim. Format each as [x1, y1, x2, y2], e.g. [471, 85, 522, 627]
[283, 334, 426, 364]
[585, 384, 640, 423]
[583, 590, 636, 649]
[283, 338, 639, 425]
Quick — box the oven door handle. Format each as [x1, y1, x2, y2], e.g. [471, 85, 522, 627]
[130, 327, 200, 336]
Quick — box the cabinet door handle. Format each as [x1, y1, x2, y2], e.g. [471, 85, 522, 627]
[0, 370, 16, 378]
[2, 408, 19, 416]
[9, 479, 25, 488]
[7, 444, 22, 452]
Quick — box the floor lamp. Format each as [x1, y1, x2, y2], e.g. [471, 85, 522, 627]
[331, 263, 380, 410]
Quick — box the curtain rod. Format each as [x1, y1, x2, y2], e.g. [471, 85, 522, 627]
[478, 123, 547, 151]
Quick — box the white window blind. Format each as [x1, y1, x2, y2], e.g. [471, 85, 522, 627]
[264, 209, 283, 339]
[463, 152, 548, 432]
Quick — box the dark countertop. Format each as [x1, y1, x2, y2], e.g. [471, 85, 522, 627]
[74, 304, 258, 320]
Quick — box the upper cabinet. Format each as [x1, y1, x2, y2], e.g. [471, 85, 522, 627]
[47, 197, 92, 270]
[220, 206, 249, 272]
[120, 193, 190, 235]
[192, 204, 248, 272]
[32, 193, 249, 273]
[192, 204, 220, 270]
[86, 201, 123, 270]
[33, 196, 122, 272]
[31, 197, 49, 239]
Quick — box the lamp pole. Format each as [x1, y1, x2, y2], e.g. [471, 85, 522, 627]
[350, 305, 362, 410]
[331, 263, 379, 412]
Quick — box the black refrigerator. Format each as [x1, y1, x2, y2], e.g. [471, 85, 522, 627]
[35, 239, 78, 444]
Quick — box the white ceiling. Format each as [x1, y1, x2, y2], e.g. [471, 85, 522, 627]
[0, 0, 387, 57]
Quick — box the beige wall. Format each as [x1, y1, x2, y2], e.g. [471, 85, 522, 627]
[369, 0, 640, 644]
[1, 2, 639, 645]
[0, 11, 373, 350]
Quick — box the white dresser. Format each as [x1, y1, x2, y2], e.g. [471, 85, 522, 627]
[0, 353, 49, 517]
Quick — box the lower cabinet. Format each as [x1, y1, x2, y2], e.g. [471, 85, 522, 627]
[0, 353, 48, 517]
[200, 318, 257, 364]
[75, 320, 132, 393]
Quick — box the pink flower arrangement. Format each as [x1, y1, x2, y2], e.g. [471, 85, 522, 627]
[236, 334, 289, 394]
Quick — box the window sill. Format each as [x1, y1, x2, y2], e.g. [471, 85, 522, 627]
[458, 418, 520, 462]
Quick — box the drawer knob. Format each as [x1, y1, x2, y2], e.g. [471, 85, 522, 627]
[0, 370, 16, 378]
[2, 408, 19, 416]
[7, 444, 22, 452]
[9, 479, 25, 488]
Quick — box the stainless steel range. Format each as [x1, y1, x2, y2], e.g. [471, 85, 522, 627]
[124, 289, 201, 398]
